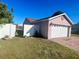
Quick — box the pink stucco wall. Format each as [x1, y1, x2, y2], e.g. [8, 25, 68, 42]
[35, 15, 72, 39]
[37, 21, 48, 38]
[48, 15, 72, 39]
[49, 16, 71, 26]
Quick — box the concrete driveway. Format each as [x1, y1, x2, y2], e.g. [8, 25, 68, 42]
[51, 36, 79, 52]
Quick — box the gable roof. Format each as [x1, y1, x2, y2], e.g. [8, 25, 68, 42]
[36, 13, 73, 25]
[24, 13, 73, 25]
[23, 18, 36, 24]
[49, 13, 73, 25]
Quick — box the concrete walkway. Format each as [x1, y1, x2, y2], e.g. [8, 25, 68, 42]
[51, 36, 79, 52]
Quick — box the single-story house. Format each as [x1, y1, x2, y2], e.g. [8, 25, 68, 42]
[72, 23, 79, 34]
[23, 13, 73, 39]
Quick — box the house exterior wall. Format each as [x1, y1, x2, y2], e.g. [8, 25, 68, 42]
[23, 14, 72, 39]
[0, 24, 16, 39]
[49, 16, 71, 26]
[23, 25, 37, 37]
[68, 26, 71, 37]
[37, 21, 48, 38]
[48, 15, 72, 39]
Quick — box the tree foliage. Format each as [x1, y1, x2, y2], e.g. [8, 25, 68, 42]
[0, 1, 13, 24]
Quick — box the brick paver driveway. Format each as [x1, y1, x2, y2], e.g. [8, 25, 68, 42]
[51, 36, 79, 52]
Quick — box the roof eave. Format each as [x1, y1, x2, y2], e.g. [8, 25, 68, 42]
[63, 13, 73, 25]
[49, 13, 73, 25]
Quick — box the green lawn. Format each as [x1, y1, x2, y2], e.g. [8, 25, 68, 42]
[0, 37, 79, 59]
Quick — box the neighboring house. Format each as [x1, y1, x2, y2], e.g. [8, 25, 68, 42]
[16, 24, 23, 30]
[16, 24, 23, 36]
[23, 13, 73, 39]
[0, 24, 16, 39]
[72, 23, 79, 34]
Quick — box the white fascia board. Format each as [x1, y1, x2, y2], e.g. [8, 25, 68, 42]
[63, 13, 73, 24]
[48, 13, 73, 25]
[48, 13, 65, 20]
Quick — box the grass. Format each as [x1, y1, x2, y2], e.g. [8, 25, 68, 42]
[0, 37, 78, 59]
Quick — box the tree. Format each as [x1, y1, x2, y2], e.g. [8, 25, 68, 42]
[0, 1, 13, 24]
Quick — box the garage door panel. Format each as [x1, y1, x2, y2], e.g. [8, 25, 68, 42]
[51, 25, 68, 38]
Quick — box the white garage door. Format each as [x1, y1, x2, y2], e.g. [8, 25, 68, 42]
[51, 25, 68, 38]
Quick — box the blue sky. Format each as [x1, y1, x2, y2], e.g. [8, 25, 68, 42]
[3, 0, 79, 24]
